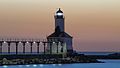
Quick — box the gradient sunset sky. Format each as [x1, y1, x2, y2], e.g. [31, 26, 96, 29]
[0, 0, 120, 52]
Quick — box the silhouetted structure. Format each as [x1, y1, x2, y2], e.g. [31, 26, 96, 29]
[47, 8, 73, 54]
[0, 39, 63, 54]
[0, 8, 72, 55]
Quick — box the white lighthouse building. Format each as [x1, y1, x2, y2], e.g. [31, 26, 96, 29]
[47, 8, 73, 54]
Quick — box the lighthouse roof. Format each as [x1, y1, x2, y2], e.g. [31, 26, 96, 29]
[56, 8, 63, 13]
[47, 32, 72, 38]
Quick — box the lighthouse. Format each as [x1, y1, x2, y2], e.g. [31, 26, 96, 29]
[47, 8, 73, 54]
[55, 8, 64, 32]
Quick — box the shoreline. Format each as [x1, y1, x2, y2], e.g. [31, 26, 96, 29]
[0, 54, 101, 66]
[1, 52, 119, 66]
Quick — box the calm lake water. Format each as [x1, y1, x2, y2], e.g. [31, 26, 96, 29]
[0, 60, 120, 68]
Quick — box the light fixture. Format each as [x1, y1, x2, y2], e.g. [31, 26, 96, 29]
[33, 41, 36, 44]
[56, 13, 63, 16]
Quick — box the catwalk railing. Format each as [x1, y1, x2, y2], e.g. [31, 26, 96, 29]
[0, 38, 64, 55]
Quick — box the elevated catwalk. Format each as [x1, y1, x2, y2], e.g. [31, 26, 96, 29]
[0, 38, 65, 55]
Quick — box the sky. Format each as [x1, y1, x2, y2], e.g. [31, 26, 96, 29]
[0, 0, 120, 52]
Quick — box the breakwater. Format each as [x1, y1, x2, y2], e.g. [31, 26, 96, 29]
[0, 54, 100, 66]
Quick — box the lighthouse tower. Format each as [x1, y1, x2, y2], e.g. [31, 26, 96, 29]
[47, 8, 73, 54]
[55, 8, 64, 32]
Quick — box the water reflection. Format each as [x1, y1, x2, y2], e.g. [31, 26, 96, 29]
[18, 65, 23, 67]
[3, 65, 8, 68]
[33, 64, 37, 67]
[52, 64, 56, 66]
[1, 60, 120, 68]
[58, 64, 62, 66]
[39, 64, 43, 67]
[26, 65, 30, 67]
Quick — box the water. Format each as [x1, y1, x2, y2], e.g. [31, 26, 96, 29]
[79, 52, 118, 55]
[1, 52, 118, 55]
[0, 60, 120, 68]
